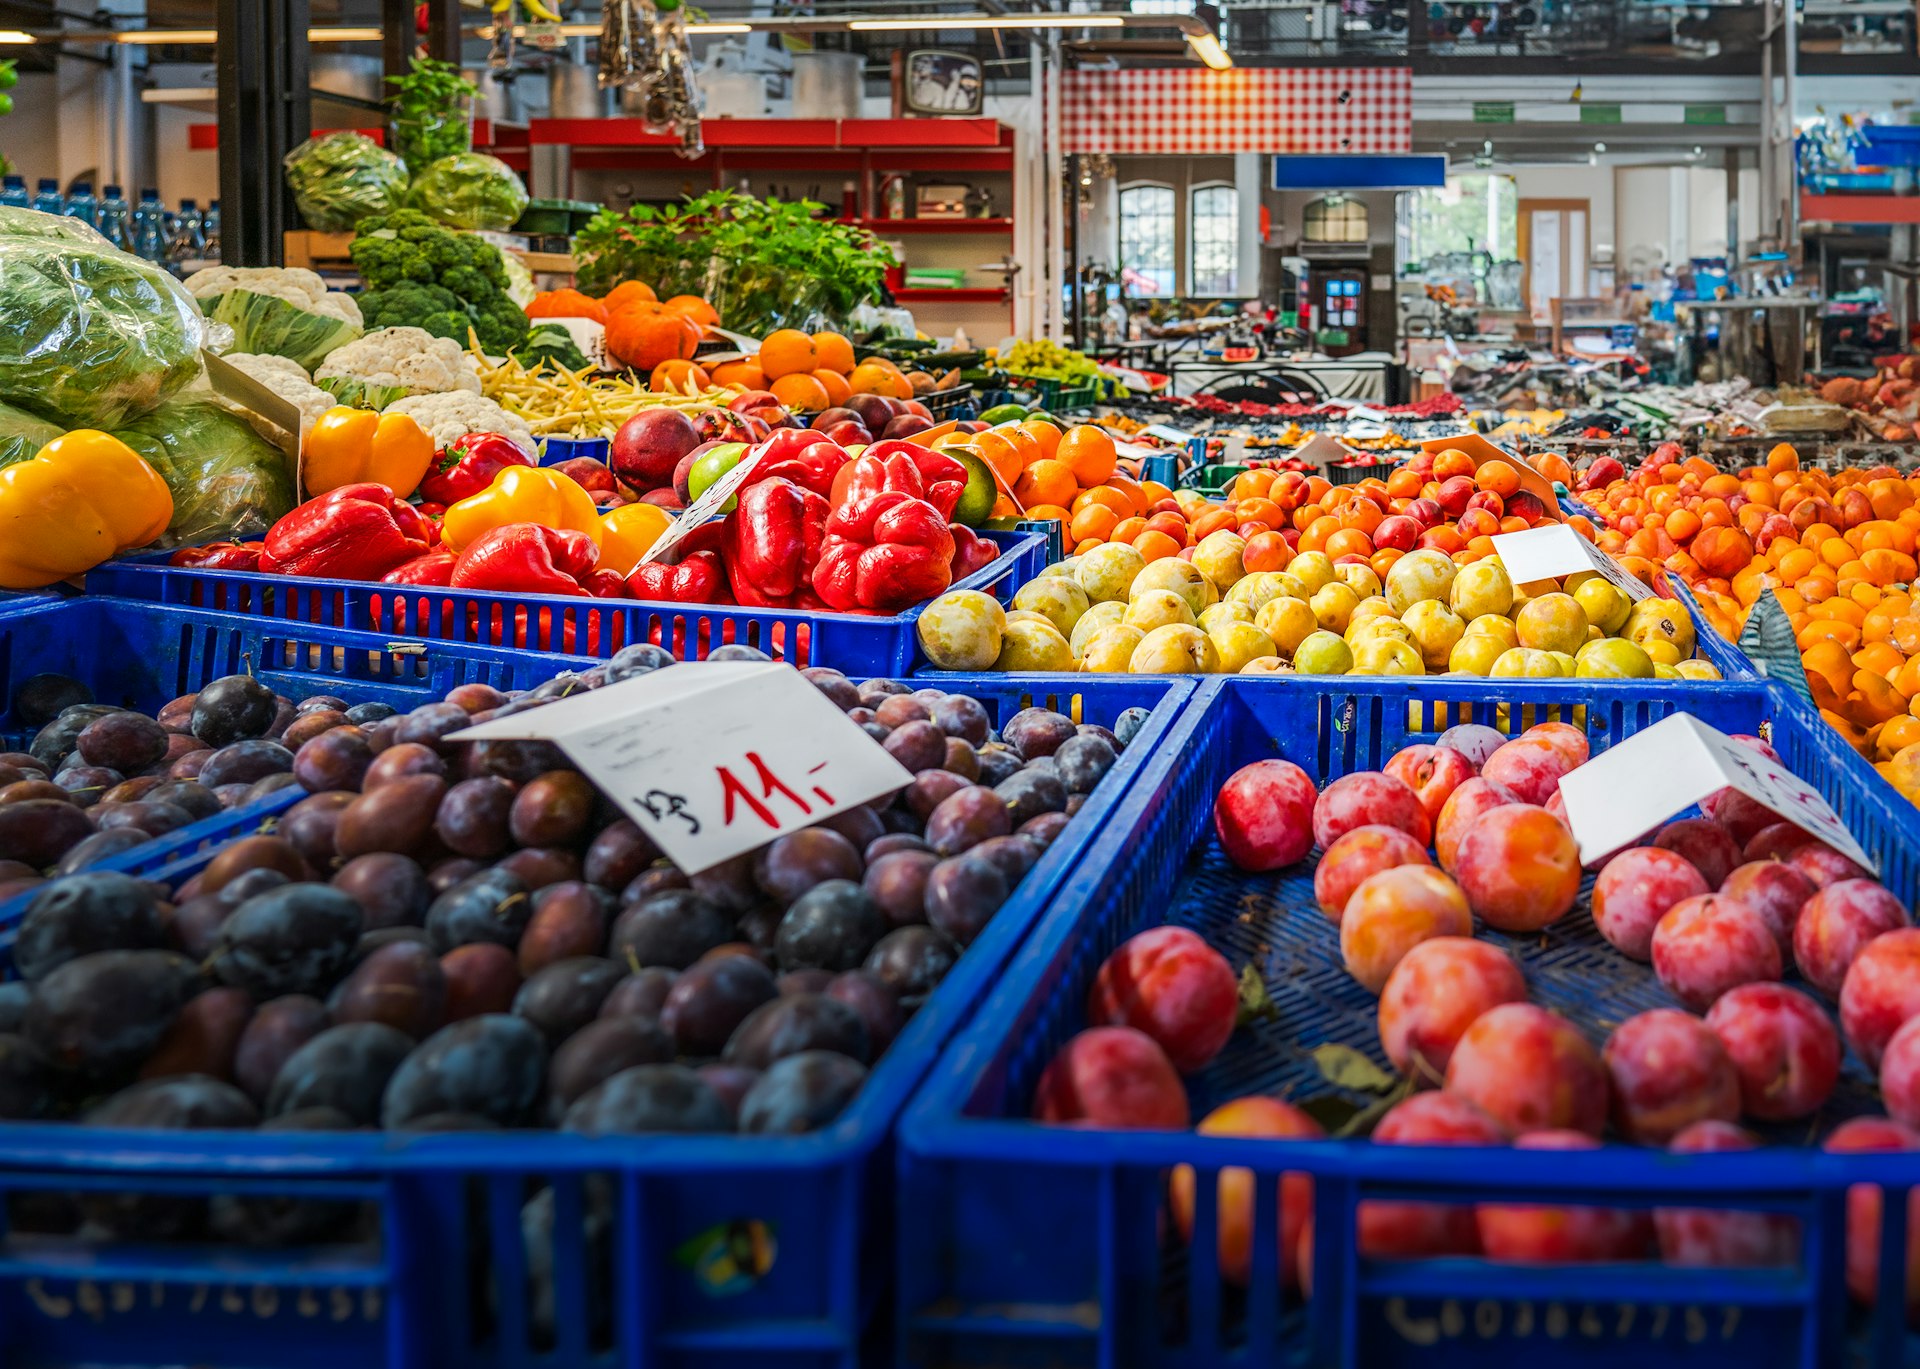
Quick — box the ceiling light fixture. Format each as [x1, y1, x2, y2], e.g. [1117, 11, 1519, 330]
[1186, 30, 1232, 68]
[310, 27, 383, 41]
[116, 28, 217, 43]
[0, 30, 32, 43]
[849, 15, 1127, 30]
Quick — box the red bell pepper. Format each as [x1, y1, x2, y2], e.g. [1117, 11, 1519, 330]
[627, 549, 727, 604]
[170, 541, 263, 571]
[581, 568, 629, 598]
[381, 549, 457, 586]
[749, 429, 847, 499]
[416, 432, 534, 506]
[722, 476, 828, 608]
[812, 491, 955, 613]
[259, 483, 431, 580]
[839, 445, 965, 520]
[450, 524, 598, 597]
[947, 525, 1000, 580]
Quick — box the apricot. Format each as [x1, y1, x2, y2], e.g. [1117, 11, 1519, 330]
[1433, 777, 1517, 874]
[1376, 936, 1526, 1079]
[1339, 866, 1473, 994]
[1169, 1096, 1323, 1289]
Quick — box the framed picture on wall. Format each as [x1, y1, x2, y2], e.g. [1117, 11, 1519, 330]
[892, 49, 985, 117]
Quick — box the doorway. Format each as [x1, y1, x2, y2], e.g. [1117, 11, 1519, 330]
[1518, 199, 1591, 320]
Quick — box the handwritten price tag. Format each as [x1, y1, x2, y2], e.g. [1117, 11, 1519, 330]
[637, 446, 767, 568]
[1489, 524, 1652, 599]
[1558, 713, 1874, 871]
[448, 663, 915, 873]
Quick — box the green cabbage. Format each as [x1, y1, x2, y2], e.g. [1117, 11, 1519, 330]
[0, 399, 62, 468]
[315, 375, 409, 412]
[113, 400, 295, 545]
[0, 211, 207, 428]
[411, 153, 530, 232]
[209, 288, 362, 372]
[285, 132, 410, 232]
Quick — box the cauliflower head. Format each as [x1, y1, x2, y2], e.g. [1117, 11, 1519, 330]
[385, 390, 536, 454]
[183, 265, 363, 328]
[314, 327, 483, 410]
[222, 353, 337, 437]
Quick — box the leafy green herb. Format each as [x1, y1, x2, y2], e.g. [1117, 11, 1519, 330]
[387, 57, 478, 170]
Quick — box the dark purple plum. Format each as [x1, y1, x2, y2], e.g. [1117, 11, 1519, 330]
[599, 968, 677, 1021]
[267, 1022, 414, 1123]
[661, 954, 778, 1057]
[1002, 708, 1076, 759]
[23, 949, 200, 1076]
[695, 1063, 760, 1121]
[214, 884, 362, 999]
[200, 836, 307, 895]
[510, 772, 596, 848]
[363, 742, 446, 791]
[856, 680, 910, 707]
[425, 868, 531, 952]
[392, 703, 472, 754]
[905, 770, 970, 821]
[975, 746, 1022, 787]
[723, 993, 870, 1068]
[441, 943, 521, 1021]
[138, 986, 254, 1081]
[931, 695, 991, 745]
[0, 800, 93, 865]
[146, 780, 221, 821]
[291, 727, 374, 793]
[329, 941, 447, 1038]
[280, 791, 356, 864]
[380, 1014, 548, 1128]
[924, 854, 1009, 947]
[863, 850, 936, 928]
[497, 846, 582, 890]
[969, 834, 1041, 884]
[826, 970, 905, 1053]
[583, 820, 658, 893]
[434, 777, 517, 859]
[866, 833, 930, 861]
[512, 957, 626, 1046]
[519, 881, 613, 974]
[995, 769, 1067, 827]
[754, 828, 862, 906]
[1052, 734, 1118, 795]
[561, 1063, 730, 1133]
[609, 890, 733, 971]
[14, 871, 165, 980]
[925, 786, 1012, 857]
[863, 927, 958, 1006]
[548, 1016, 676, 1111]
[801, 668, 859, 711]
[884, 720, 947, 773]
[330, 853, 432, 930]
[77, 712, 168, 773]
[738, 1051, 866, 1133]
[232, 994, 329, 1104]
[822, 804, 885, 851]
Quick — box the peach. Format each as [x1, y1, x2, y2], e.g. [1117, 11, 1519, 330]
[1087, 927, 1238, 1073]
[1652, 817, 1742, 890]
[1434, 778, 1516, 873]
[1359, 1092, 1508, 1257]
[1523, 720, 1590, 767]
[1478, 737, 1574, 806]
[1879, 1015, 1920, 1128]
[1651, 895, 1782, 1010]
[1744, 820, 1814, 863]
[1377, 937, 1526, 1079]
[1340, 866, 1473, 994]
[1839, 926, 1920, 1070]
[1313, 825, 1431, 922]
[1591, 847, 1710, 961]
[1169, 1096, 1323, 1289]
[1790, 841, 1872, 889]
[1475, 1131, 1652, 1262]
[1823, 1116, 1920, 1314]
[1717, 861, 1817, 957]
[1453, 804, 1581, 932]
[1215, 759, 1318, 871]
[1703, 983, 1840, 1120]
[1435, 722, 1505, 770]
[1444, 1003, 1609, 1137]
[1602, 1009, 1740, 1144]
[1383, 744, 1475, 827]
[1032, 1026, 1190, 1128]
[1655, 1120, 1801, 1267]
[1312, 771, 1430, 851]
[1795, 878, 1909, 998]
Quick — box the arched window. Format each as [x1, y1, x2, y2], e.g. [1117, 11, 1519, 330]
[1190, 183, 1239, 295]
[1118, 182, 1175, 295]
[1304, 194, 1369, 244]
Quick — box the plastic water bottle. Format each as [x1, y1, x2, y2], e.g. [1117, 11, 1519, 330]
[0, 175, 29, 209]
[63, 182, 96, 229]
[132, 188, 165, 263]
[202, 200, 220, 264]
[31, 178, 62, 216]
[97, 185, 130, 250]
[167, 198, 205, 270]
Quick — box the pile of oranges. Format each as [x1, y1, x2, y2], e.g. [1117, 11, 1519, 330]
[646, 329, 919, 409]
[954, 421, 1144, 532]
[1579, 443, 1920, 798]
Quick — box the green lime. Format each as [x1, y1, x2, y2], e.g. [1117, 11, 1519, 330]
[0, 65, 19, 92]
[948, 448, 999, 526]
[978, 403, 1028, 425]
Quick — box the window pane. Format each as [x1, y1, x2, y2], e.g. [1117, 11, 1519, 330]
[1119, 184, 1175, 296]
[1191, 184, 1239, 296]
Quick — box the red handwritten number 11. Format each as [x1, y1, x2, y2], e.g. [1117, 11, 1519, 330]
[718, 753, 836, 829]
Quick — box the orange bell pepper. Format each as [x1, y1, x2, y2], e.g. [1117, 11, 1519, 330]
[595, 502, 673, 577]
[302, 406, 435, 500]
[0, 431, 172, 589]
[441, 465, 603, 555]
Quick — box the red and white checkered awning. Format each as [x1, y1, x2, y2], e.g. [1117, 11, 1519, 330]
[1060, 67, 1412, 156]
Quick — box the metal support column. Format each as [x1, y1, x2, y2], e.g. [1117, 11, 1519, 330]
[425, 0, 464, 66]
[383, 0, 416, 81]
[216, 0, 311, 267]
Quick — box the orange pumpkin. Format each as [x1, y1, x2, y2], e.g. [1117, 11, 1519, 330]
[600, 280, 659, 313]
[604, 301, 701, 373]
[526, 288, 607, 325]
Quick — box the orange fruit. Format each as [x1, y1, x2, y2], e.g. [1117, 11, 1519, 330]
[1024, 503, 1072, 525]
[1023, 420, 1063, 460]
[759, 329, 818, 380]
[971, 431, 1023, 491]
[600, 280, 658, 312]
[1002, 425, 1042, 470]
[709, 358, 765, 391]
[813, 368, 852, 407]
[1074, 485, 1133, 519]
[1070, 505, 1119, 543]
[1111, 517, 1146, 544]
[1107, 474, 1150, 515]
[649, 358, 711, 393]
[1133, 530, 1182, 563]
[770, 372, 831, 412]
[1056, 425, 1117, 487]
[663, 295, 720, 330]
[848, 361, 912, 400]
[811, 331, 856, 374]
[1014, 459, 1077, 509]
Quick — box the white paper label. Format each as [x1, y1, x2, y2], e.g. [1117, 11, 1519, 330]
[1294, 432, 1365, 469]
[1140, 423, 1194, 444]
[1490, 524, 1653, 600]
[1557, 713, 1875, 871]
[637, 446, 767, 567]
[448, 663, 915, 874]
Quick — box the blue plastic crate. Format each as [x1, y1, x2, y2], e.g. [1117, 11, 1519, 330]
[0, 673, 1193, 1369]
[1662, 571, 1761, 681]
[86, 531, 1048, 676]
[0, 599, 597, 923]
[538, 436, 611, 468]
[899, 675, 1920, 1369]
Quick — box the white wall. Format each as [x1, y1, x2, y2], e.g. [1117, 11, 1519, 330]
[1503, 164, 1617, 256]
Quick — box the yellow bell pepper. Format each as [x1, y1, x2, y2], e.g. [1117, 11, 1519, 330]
[595, 503, 673, 577]
[0, 431, 173, 589]
[441, 465, 603, 554]
[302, 406, 435, 500]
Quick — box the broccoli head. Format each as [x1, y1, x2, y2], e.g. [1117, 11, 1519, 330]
[350, 208, 526, 352]
[471, 294, 531, 354]
[359, 282, 469, 338]
[514, 324, 590, 373]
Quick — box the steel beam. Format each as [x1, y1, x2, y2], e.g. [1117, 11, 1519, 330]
[216, 0, 311, 266]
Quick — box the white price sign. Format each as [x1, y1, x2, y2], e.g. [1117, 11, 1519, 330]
[637, 446, 767, 568]
[448, 663, 915, 873]
[1558, 713, 1874, 872]
[1490, 524, 1653, 601]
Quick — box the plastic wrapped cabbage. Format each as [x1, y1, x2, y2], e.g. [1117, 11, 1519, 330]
[0, 400, 63, 469]
[113, 399, 296, 546]
[0, 208, 207, 428]
[185, 266, 363, 371]
[411, 153, 530, 232]
[285, 131, 410, 232]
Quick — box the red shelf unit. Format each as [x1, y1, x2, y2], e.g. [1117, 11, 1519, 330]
[859, 217, 1013, 234]
[1801, 194, 1920, 225]
[895, 288, 1011, 303]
